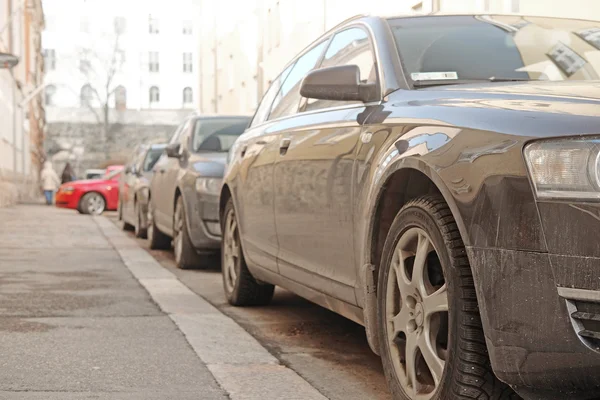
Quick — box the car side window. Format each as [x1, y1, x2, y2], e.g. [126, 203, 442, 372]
[268, 40, 329, 121]
[168, 121, 186, 145]
[250, 64, 293, 128]
[303, 27, 378, 112]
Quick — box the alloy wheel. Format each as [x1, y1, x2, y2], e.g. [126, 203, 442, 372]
[174, 203, 184, 264]
[223, 208, 240, 294]
[386, 227, 449, 400]
[87, 194, 105, 215]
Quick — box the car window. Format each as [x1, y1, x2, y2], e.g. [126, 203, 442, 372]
[268, 40, 328, 120]
[250, 64, 293, 128]
[168, 121, 186, 145]
[191, 118, 249, 153]
[143, 147, 165, 172]
[303, 27, 377, 112]
[387, 15, 600, 85]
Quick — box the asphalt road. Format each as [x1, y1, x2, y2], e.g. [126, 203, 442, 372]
[106, 212, 391, 400]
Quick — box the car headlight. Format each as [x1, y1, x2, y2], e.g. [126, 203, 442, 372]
[61, 186, 75, 193]
[195, 177, 222, 195]
[524, 138, 600, 200]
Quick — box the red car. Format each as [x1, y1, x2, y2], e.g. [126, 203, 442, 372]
[55, 165, 124, 215]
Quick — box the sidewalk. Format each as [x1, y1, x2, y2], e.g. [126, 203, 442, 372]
[0, 205, 327, 399]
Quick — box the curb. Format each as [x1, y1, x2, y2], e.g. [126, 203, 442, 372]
[94, 216, 327, 400]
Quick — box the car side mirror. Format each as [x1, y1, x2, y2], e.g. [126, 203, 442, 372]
[166, 143, 182, 158]
[300, 65, 377, 103]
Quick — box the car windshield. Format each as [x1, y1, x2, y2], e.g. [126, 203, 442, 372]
[103, 169, 122, 180]
[143, 147, 165, 172]
[388, 15, 600, 87]
[191, 118, 249, 153]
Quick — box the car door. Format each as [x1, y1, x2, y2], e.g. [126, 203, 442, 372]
[273, 26, 380, 305]
[153, 120, 188, 232]
[123, 148, 144, 222]
[233, 64, 294, 273]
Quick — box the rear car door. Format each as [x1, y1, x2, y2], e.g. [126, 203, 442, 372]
[273, 26, 380, 304]
[233, 65, 293, 273]
[153, 121, 187, 231]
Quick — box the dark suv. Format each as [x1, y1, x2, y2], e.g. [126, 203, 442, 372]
[220, 14, 600, 400]
[148, 115, 250, 269]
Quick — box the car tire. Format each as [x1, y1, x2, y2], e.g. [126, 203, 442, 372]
[173, 196, 204, 269]
[222, 197, 274, 306]
[377, 195, 518, 400]
[148, 201, 171, 250]
[134, 202, 148, 239]
[119, 201, 134, 231]
[79, 192, 106, 215]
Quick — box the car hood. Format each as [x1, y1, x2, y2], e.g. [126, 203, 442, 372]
[62, 179, 113, 188]
[188, 152, 228, 177]
[385, 80, 600, 138]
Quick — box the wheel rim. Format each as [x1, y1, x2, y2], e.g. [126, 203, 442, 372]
[147, 207, 154, 240]
[386, 227, 449, 400]
[134, 204, 140, 235]
[87, 194, 105, 215]
[174, 203, 183, 263]
[223, 209, 240, 294]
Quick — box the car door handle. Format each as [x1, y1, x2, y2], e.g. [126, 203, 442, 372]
[159, 168, 166, 174]
[280, 138, 291, 155]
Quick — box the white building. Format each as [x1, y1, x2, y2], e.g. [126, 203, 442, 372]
[42, 0, 201, 112]
[199, 0, 600, 116]
[0, 0, 45, 207]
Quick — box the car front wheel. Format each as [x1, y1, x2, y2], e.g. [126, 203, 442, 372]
[222, 197, 274, 306]
[80, 192, 106, 215]
[173, 196, 203, 269]
[378, 195, 517, 400]
[147, 201, 171, 250]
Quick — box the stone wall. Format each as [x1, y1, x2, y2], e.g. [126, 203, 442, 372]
[45, 122, 175, 178]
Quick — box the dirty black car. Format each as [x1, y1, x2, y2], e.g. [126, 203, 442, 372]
[149, 115, 250, 269]
[219, 14, 600, 400]
[118, 143, 166, 238]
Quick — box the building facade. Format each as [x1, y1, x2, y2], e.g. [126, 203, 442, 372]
[41, 0, 201, 176]
[0, 0, 45, 207]
[199, 0, 600, 116]
[42, 0, 201, 111]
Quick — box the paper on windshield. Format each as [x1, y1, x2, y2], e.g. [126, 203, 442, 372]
[411, 72, 458, 81]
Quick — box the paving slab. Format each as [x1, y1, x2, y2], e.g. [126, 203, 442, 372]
[0, 206, 227, 399]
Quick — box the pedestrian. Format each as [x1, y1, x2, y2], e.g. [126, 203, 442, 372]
[61, 162, 76, 184]
[41, 161, 60, 205]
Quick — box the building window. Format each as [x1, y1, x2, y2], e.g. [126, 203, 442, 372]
[183, 52, 193, 72]
[183, 20, 193, 35]
[149, 86, 160, 104]
[115, 86, 127, 110]
[80, 17, 89, 33]
[45, 85, 57, 106]
[80, 57, 91, 74]
[114, 17, 126, 34]
[183, 87, 193, 105]
[511, 0, 519, 12]
[149, 15, 159, 34]
[149, 52, 159, 72]
[44, 49, 56, 70]
[116, 50, 126, 66]
[80, 84, 94, 107]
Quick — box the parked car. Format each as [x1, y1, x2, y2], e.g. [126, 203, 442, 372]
[220, 14, 600, 400]
[118, 143, 166, 238]
[148, 115, 250, 269]
[84, 169, 105, 180]
[55, 165, 124, 215]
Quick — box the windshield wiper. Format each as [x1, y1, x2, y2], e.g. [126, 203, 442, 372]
[413, 77, 533, 88]
[488, 77, 532, 82]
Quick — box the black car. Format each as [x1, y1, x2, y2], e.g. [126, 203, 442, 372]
[118, 143, 166, 238]
[148, 115, 250, 269]
[220, 14, 600, 400]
